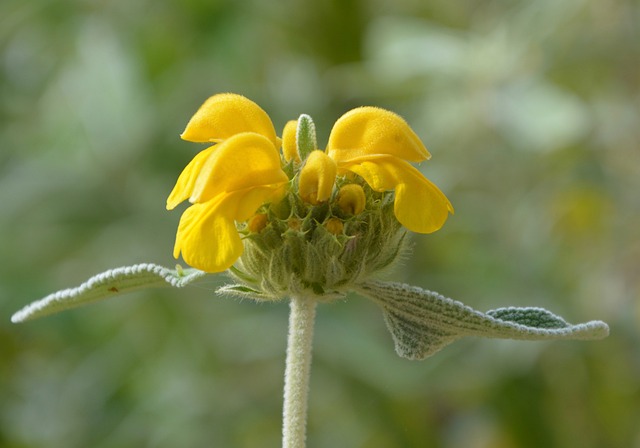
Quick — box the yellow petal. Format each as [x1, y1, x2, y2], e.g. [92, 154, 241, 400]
[228, 184, 288, 222]
[191, 133, 288, 203]
[393, 179, 453, 234]
[326, 107, 430, 163]
[282, 119, 301, 162]
[166, 146, 216, 210]
[180, 93, 279, 147]
[342, 155, 453, 233]
[173, 185, 287, 272]
[298, 150, 337, 205]
[173, 200, 243, 273]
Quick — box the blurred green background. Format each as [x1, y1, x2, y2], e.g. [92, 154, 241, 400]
[1, 0, 638, 446]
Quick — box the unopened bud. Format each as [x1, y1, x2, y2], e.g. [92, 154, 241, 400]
[288, 217, 302, 231]
[324, 217, 344, 235]
[298, 150, 337, 205]
[282, 120, 301, 162]
[248, 213, 268, 233]
[337, 184, 366, 215]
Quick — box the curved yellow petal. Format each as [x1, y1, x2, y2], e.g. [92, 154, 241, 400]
[298, 150, 337, 205]
[166, 146, 216, 210]
[326, 107, 430, 163]
[173, 184, 287, 272]
[342, 155, 453, 233]
[191, 133, 288, 203]
[393, 179, 453, 234]
[228, 184, 288, 222]
[173, 200, 243, 273]
[282, 119, 301, 162]
[180, 93, 278, 147]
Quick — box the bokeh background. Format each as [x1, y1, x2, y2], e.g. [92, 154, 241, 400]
[1, 0, 638, 446]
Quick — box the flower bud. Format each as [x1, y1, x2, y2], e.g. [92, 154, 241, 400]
[288, 217, 302, 231]
[298, 150, 337, 205]
[324, 217, 344, 235]
[337, 184, 366, 215]
[248, 213, 268, 233]
[282, 120, 301, 163]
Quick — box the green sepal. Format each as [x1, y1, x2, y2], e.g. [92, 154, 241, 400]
[11, 263, 208, 323]
[356, 281, 610, 360]
[296, 114, 317, 161]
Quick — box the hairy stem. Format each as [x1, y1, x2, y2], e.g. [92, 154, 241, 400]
[282, 296, 317, 448]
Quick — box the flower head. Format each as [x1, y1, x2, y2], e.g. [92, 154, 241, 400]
[168, 94, 453, 294]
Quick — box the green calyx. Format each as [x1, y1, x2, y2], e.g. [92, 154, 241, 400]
[230, 180, 407, 301]
[225, 113, 407, 301]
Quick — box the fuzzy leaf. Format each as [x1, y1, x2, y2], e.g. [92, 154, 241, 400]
[12, 263, 208, 323]
[216, 284, 271, 301]
[356, 281, 609, 360]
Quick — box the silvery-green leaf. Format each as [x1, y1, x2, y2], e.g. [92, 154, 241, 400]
[12, 263, 208, 323]
[216, 284, 271, 301]
[356, 281, 609, 360]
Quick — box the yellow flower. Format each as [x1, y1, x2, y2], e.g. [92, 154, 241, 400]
[168, 94, 452, 281]
[326, 107, 453, 233]
[167, 94, 288, 273]
[298, 150, 337, 205]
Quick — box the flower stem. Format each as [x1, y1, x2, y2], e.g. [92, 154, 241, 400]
[283, 296, 317, 448]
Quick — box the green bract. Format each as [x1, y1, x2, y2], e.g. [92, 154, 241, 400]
[229, 181, 406, 301]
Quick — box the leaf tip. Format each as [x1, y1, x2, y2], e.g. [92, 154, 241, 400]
[585, 320, 610, 339]
[11, 309, 29, 324]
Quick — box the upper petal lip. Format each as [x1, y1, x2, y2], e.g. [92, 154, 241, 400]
[180, 93, 279, 148]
